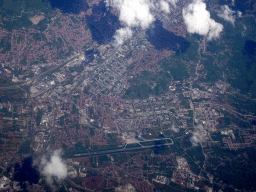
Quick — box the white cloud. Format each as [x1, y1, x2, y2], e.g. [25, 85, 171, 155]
[171, 124, 179, 133]
[106, 0, 155, 29]
[160, 1, 170, 13]
[190, 124, 205, 146]
[105, 0, 179, 46]
[191, 132, 205, 146]
[167, 0, 179, 7]
[237, 11, 242, 18]
[42, 150, 67, 184]
[182, 0, 223, 40]
[196, 124, 204, 131]
[218, 5, 236, 25]
[113, 27, 133, 46]
[105, 0, 155, 46]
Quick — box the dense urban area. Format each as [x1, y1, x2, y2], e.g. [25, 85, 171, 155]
[0, 0, 256, 191]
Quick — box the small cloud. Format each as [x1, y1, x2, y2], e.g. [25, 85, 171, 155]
[41, 150, 67, 185]
[113, 27, 133, 46]
[218, 5, 236, 25]
[237, 11, 242, 18]
[196, 124, 204, 131]
[190, 132, 205, 146]
[105, 0, 180, 46]
[190, 124, 205, 146]
[105, 0, 155, 29]
[167, 0, 179, 7]
[160, 1, 170, 13]
[182, 0, 223, 40]
[105, 0, 155, 46]
[171, 124, 179, 133]
[106, 0, 179, 46]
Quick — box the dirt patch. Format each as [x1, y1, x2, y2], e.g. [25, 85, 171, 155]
[29, 15, 45, 25]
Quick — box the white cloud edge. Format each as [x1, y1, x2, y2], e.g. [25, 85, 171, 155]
[182, 0, 223, 40]
[41, 150, 68, 184]
[105, 0, 179, 46]
[217, 5, 236, 25]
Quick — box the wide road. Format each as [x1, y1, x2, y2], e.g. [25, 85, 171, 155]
[70, 139, 174, 158]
